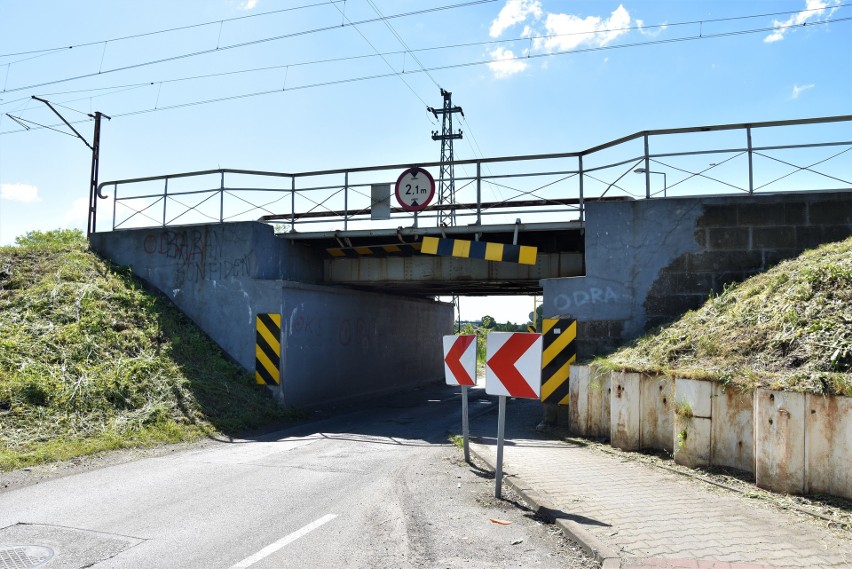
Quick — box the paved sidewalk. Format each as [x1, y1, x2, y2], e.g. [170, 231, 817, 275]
[467, 397, 851, 569]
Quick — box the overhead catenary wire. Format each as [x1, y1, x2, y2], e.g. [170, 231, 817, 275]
[1, 15, 850, 137]
[2, 0, 845, 63]
[0, 0, 348, 59]
[0, 0, 499, 95]
[2, 4, 849, 113]
[329, 0, 433, 111]
[364, 0, 443, 90]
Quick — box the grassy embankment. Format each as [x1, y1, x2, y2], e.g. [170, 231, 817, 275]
[599, 237, 852, 396]
[0, 230, 300, 471]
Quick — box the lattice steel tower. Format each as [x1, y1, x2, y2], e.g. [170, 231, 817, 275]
[427, 88, 463, 227]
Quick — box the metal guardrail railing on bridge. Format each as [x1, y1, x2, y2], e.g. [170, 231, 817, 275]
[95, 115, 852, 237]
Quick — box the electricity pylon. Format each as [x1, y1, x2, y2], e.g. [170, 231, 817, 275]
[427, 89, 463, 227]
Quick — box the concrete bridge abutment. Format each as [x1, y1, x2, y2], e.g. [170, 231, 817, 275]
[90, 222, 452, 408]
[542, 190, 852, 359]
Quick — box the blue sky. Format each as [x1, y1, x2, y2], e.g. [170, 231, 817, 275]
[1, 0, 850, 321]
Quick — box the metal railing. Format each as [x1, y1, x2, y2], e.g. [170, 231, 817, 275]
[96, 115, 852, 236]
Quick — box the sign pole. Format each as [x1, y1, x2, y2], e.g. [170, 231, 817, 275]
[495, 395, 507, 499]
[462, 385, 470, 462]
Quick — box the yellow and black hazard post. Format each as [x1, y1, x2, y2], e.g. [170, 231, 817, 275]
[255, 313, 281, 385]
[540, 318, 577, 405]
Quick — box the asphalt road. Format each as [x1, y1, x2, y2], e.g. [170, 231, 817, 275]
[0, 384, 597, 569]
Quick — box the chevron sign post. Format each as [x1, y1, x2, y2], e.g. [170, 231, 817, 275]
[443, 334, 477, 462]
[443, 335, 476, 387]
[485, 332, 543, 498]
[486, 332, 542, 398]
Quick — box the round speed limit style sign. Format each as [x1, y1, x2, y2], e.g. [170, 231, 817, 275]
[395, 167, 435, 211]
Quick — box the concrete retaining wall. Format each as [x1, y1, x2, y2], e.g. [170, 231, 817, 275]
[543, 191, 852, 359]
[90, 222, 453, 408]
[568, 365, 851, 500]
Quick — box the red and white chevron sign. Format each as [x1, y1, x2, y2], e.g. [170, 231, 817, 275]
[485, 332, 542, 399]
[443, 335, 476, 386]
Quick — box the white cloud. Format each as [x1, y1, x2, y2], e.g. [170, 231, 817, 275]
[487, 47, 528, 78]
[792, 83, 816, 98]
[486, 3, 632, 78]
[534, 4, 631, 52]
[0, 183, 40, 203]
[765, 0, 840, 43]
[63, 197, 89, 226]
[636, 18, 668, 38]
[489, 0, 542, 38]
[239, 0, 258, 11]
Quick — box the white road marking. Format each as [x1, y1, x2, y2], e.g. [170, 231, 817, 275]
[229, 514, 338, 568]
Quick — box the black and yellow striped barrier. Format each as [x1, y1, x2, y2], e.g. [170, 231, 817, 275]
[255, 313, 281, 385]
[541, 318, 577, 405]
[326, 242, 422, 258]
[420, 236, 537, 265]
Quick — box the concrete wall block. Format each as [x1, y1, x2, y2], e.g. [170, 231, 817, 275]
[805, 394, 852, 499]
[696, 204, 738, 227]
[795, 226, 825, 250]
[611, 372, 640, 450]
[710, 385, 755, 473]
[707, 227, 750, 250]
[687, 251, 764, 273]
[712, 271, 759, 294]
[762, 249, 805, 270]
[808, 198, 852, 225]
[755, 389, 806, 495]
[783, 203, 808, 225]
[639, 374, 674, 452]
[590, 367, 612, 439]
[644, 293, 706, 319]
[752, 226, 796, 249]
[674, 272, 716, 294]
[738, 202, 806, 226]
[568, 365, 588, 436]
[673, 415, 712, 467]
[822, 224, 852, 244]
[674, 378, 713, 418]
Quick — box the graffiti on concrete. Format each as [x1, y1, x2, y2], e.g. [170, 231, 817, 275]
[553, 286, 620, 312]
[338, 317, 376, 349]
[143, 228, 254, 283]
[292, 313, 325, 337]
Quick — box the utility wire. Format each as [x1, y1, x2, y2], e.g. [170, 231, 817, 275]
[3, 0, 844, 62]
[329, 1, 432, 110]
[0, 0, 498, 95]
[1, 15, 850, 137]
[3, 4, 848, 111]
[365, 0, 442, 90]
[0, 0, 346, 59]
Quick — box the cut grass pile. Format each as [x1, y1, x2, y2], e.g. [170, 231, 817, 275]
[0, 230, 300, 471]
[601, 237, 852, 396]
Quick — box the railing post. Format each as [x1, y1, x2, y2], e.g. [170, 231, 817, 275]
[291, 176, 296, 233]
[163, 178, 168, 227]
[643, 134, 651, 199]
[112, 184, 117, 231]
[344, 171, 349, 231]
[747, 126, 754, 194]
[578, 155, 585, 222]
[220, 171, 225, 223]
[476, 161, 482, 226]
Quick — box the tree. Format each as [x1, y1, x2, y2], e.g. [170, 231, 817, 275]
[481, 315, 496, 329]
[15, 229, 85, 248]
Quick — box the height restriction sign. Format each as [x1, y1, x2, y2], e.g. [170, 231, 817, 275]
[395, 167, 435, 211]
